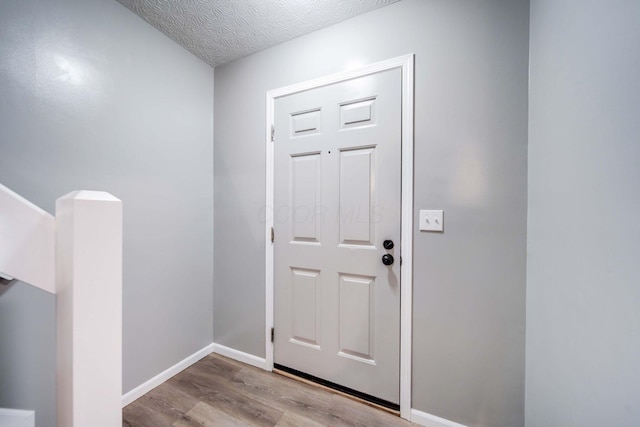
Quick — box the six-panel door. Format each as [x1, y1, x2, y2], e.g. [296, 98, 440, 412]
[273, 68, 402, 405]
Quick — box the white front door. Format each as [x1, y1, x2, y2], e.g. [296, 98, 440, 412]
[273, 68, 402, 406]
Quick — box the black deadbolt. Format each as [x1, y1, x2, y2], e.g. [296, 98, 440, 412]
[383, 240, 394, 250]
[382, 254, 394, 266]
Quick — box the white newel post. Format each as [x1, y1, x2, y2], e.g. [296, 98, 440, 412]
[56, 191, 122, 427]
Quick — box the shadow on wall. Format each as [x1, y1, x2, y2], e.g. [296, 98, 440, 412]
[0, 278, 15, 297]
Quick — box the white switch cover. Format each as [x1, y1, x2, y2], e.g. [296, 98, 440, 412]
[419, 210, 444, 232]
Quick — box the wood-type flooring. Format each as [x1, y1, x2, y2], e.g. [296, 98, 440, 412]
[123, 353, 416, 426]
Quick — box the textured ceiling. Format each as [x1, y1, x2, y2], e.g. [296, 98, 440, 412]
[116, 0, 401, 67]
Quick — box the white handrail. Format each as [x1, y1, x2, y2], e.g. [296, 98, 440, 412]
[0, 183, 55, 294]
[0, 408, 35, 427]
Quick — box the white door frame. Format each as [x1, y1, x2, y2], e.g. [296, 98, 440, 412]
[265, 54, 414, 420]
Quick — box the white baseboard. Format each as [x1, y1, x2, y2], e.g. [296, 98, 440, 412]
[0, 409, 35, 427]
[211, 343, 267, 370]
[411, 409, 467, 427]
[121, 343, 214, 407]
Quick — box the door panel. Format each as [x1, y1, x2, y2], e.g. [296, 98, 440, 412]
[291, 109, 322, 136]
[290, 153, 321, 242]
[339, 273, 375, 362]
[290, 268, 321, 347]
[339, 147, 375, 246]
[274, 68, 401, 404]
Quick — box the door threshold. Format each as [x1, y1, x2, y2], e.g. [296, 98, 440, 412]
[273, 364, 400, 416]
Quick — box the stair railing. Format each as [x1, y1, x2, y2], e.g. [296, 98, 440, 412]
[0, 184, 123, 427]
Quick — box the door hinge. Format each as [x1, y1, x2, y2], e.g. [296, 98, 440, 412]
[270, 327, 275, 343]
[271, 226, 275, 243]
[271, 125, 275, 142]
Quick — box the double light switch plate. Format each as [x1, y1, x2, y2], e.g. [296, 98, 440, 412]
[419, 210, 444, 232]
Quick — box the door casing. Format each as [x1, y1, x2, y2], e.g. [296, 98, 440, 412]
[265, 54, 414, 420]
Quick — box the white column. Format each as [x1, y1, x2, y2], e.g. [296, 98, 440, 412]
[56, 191, 122, 427]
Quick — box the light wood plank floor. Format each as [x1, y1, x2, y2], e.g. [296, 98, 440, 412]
[123, 353, 417, 426]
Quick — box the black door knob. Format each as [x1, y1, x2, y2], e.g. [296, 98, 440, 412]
[382, 254, 394, 266]
[383, 240, 394, 250]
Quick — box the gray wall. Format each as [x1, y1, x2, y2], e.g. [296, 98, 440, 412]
[0, 0, 214, 425]
[214, 1, 529, 426]
[526, 0, 640, 426]
[0, 283, 56, 426]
